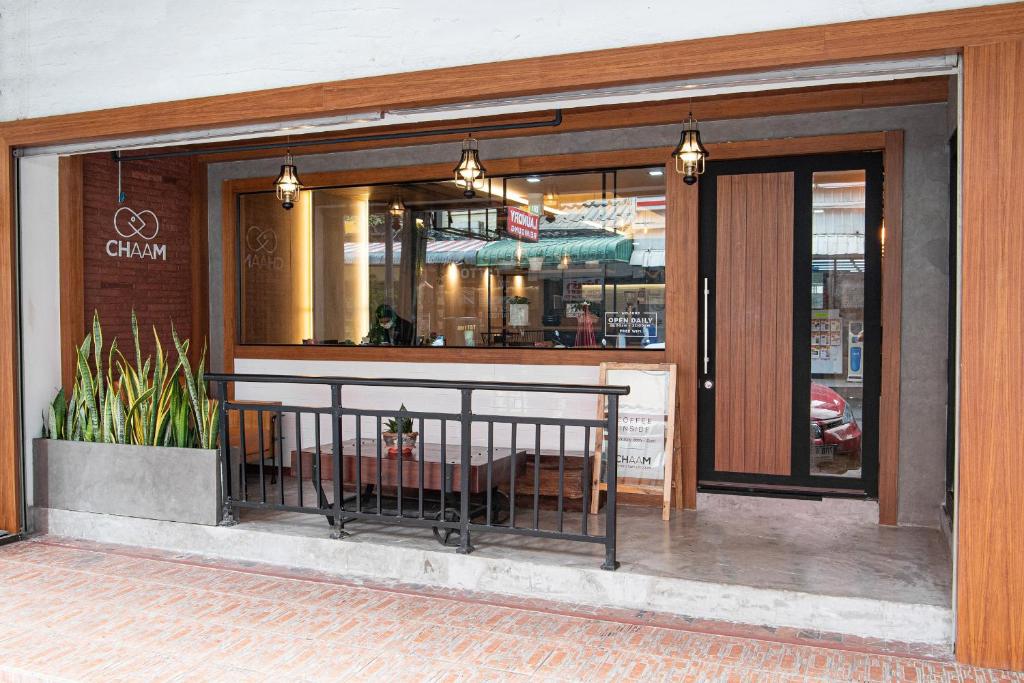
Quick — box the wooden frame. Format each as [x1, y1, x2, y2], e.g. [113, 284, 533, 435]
[192, 79, 945, 163]
[957, 39, 1024, 671]
[190, 158, 210, 362]
[878, 131, 904, 525]
[58, 156, 85, 391]
[221, 147, 675, 373]
[0, 4, 1021, 667]
[0, 135, 18, 536]
[589, 363, 677, 521]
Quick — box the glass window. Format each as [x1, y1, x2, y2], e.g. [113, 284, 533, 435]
[808, 170, 866, 478]
[237, 166, 668, 350]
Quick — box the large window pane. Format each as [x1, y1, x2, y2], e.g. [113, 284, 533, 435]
[236, 166, 668, 350]
[238, 192, 312, 344]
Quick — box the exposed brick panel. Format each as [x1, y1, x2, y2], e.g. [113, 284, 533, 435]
[81, 153, 194, 362]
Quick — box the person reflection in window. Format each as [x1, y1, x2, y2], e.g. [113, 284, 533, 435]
[367, 304, 414, 346]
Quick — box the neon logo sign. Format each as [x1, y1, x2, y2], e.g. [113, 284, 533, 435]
[107, 207, 166, 260]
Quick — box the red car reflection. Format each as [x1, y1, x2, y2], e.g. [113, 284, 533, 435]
[811, 382, 862, 467]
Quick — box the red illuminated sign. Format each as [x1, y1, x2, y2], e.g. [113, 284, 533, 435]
[505, 207, 540, 242]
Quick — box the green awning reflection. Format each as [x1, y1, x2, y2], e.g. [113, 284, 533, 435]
[475, 236, 634, 267]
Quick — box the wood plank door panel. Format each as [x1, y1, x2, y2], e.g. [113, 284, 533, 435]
[714, 172, 794, 475]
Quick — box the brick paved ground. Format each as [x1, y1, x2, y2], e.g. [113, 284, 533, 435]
[0, 537, 1019, 682]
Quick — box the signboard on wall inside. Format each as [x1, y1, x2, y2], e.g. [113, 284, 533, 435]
[811, 308, 843, 375]
[604, 311, 658, 338]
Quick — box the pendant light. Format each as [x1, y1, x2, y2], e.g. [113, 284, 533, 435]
[671, 114, 709, 185]
[388, 196, 406, 216]
[274, 151, 303, 209]
[453, 136, 486, 198]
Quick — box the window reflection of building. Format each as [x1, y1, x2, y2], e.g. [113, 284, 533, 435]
[236, 166, 667, 350]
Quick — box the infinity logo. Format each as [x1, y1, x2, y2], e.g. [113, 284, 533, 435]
[246, 226, 278, 254]
[113, 207, 160, 240]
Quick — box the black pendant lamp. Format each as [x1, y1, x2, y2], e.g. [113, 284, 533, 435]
[671, 114, 709, 185]
[453, 136, 486, 198]
[274, 152, 303, 209]
[388, 196, 406, 216]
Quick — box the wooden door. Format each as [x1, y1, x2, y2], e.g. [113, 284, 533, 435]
[713, 173, 794, 475]
[697, 152, 883, 495]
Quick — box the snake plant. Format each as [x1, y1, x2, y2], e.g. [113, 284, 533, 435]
[44, 311, 219, 449]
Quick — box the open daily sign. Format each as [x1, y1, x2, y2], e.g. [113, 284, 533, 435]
[604, 311, 658, 338]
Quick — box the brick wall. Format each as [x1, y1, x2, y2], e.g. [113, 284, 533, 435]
[82, 153, 195, 362]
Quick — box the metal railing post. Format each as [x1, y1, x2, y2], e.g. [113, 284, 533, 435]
[218, 380, 237, 526]
[602, 393, 620, 571]
[458, 388, 474, 554]
[330, 384, 348, 539]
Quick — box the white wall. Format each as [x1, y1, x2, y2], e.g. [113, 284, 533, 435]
[233, 359, 604, 465]
[17, 155, 63, 509]
[0, 0, 1010, 121]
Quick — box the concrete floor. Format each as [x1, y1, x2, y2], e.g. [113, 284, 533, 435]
[32, 477, 953, 644]
[238, 478, 952, 609]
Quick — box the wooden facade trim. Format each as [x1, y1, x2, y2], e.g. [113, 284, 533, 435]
[664, 156, 698, 509]
[879, 131, 904, 526]
[190, 158, 210, 363]
[192, 79, 944, 163]
[0, 136, 19, 534]
[957, 39, 1024, 672]
[58, 156, 85, 390]
[233, 344, 667, 367]
[0, 4, 1021, 147]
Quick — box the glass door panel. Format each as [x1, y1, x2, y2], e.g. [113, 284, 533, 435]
[809, 170, 866, 478]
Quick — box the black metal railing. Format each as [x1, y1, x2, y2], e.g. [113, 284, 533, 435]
[207, 373, 629, 570]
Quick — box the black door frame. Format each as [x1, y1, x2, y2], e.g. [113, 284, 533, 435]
[697, 151, 884, 496]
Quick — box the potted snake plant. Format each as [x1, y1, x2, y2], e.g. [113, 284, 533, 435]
[382, 404, 418, 458]
[33, 311, 222, 526]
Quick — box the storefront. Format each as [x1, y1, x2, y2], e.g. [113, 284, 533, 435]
[3, 4, 1024, 671]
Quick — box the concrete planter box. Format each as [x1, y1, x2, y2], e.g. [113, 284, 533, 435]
[33, 438, 221, 525]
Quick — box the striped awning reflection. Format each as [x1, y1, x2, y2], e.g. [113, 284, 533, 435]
[343, 238, 489, 265]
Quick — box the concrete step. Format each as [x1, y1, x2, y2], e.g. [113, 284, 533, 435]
[33, 506, 952, 646]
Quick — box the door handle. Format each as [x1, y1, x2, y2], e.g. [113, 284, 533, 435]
[703, 277, 711, 377]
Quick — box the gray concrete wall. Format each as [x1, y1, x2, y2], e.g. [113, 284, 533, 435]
[208, 102, 950, 527]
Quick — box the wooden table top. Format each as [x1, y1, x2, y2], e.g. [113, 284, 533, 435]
[296, 438, 524, 467]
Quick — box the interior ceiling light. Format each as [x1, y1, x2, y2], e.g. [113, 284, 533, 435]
[526, 176, 542, 183]
[672, 113, 709, 185]
[274, 152, 303, 210]
[454, 136, 487, 198]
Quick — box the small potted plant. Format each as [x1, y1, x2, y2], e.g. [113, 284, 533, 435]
[382, 404, 418, 458]
[508, 295, 530, 327]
